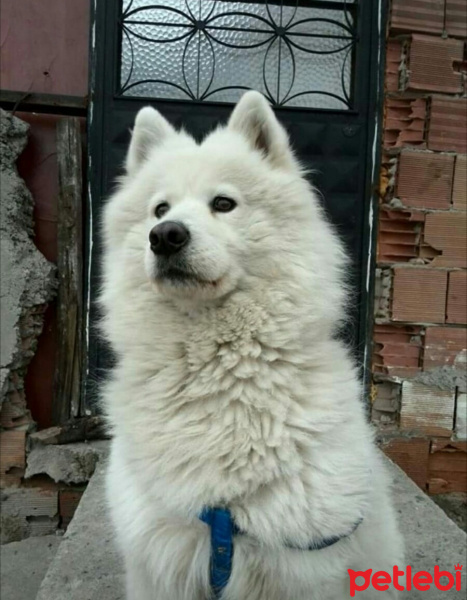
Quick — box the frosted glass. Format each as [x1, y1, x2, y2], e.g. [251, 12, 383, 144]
[120, 0, 356, 109]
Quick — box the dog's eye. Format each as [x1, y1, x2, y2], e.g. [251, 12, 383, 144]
[212, 196, 237, 213]
[155, 202, 170, 219]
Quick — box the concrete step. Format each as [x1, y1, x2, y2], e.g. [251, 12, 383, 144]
[36, 456, 466, 600]
[1, 535, 61, 600]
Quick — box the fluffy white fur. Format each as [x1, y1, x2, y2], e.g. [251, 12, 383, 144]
[101, 91, 403, 600]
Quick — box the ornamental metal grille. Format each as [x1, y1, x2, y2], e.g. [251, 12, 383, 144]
[119, 0, 358, 109]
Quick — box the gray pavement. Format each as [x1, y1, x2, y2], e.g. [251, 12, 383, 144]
[1, 535, 61, 600]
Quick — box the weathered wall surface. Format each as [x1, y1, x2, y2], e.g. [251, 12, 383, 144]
[0, 110, 92, 543]
[0, 0, 89, 96]
[0, 0, 91, 543]
[375, 2, 467, 495]
[17, 112, 62, 429]
[0, 110, 56, 483]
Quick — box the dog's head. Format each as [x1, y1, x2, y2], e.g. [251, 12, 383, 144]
[105, 92, 346, 323]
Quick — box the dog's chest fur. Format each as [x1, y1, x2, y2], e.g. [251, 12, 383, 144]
[106, 288, 371, 553]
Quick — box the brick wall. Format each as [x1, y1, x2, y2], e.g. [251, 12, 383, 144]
[375, 1, 467, 495]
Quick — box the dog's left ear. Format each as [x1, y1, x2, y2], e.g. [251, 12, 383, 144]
[228, 91, 296, 170]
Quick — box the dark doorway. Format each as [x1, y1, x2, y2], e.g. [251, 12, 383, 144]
[85, 0, 384, 411]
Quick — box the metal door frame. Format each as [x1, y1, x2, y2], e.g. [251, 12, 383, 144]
[84, 0, 387, 412]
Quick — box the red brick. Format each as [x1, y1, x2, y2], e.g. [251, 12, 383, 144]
[377, 209, 424, 263]
[0, 401, 32, 429]
[447, 271, 467, 324]
[0, 431, 26, 487]
[432, 440, 466, 453]
[392, 267, 447, 323]
[407, 35, 464, 94]
[0, 387, 31, 429]
[379, 153, 396, 200]
[384, 98, 427, 149]
[428, 440, 467, 493]
[386, 39, 402, 92]
[390, 0, 445, 35]
[445, 0, 467, 38]
[59, 489, 83, 529]
[397, 151, 454, 210]
[0, 431, 26, 472]
[424, 326, 467, 369]
[428, 97, 467, 153]
[452, 155, 467, 211]
[373, 324, 422, 376]
[401, 381, 455, 437]
[381, 437, 430, 489]
[422, 212, 467, 269]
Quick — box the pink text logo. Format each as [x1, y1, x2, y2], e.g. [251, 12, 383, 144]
[348, 565, 463, 596]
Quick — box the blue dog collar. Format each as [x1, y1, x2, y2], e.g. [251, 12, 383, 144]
[199, 507, 236, 598]
[200, 507, 362, 598]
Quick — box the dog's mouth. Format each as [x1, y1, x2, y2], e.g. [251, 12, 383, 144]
[155, 266, 220, 288]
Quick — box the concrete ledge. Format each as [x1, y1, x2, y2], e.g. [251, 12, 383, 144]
[25, 440, 109, 484]
[36, 461, 124, 600]
[386, 459, 466, 598]
[36, 456, 466, 600]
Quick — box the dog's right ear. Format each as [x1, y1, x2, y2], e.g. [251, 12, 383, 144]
[228, 91, 296, 170]
[126, 106, 175, 176]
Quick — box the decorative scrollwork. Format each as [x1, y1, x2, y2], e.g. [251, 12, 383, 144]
[119, 0, 357, 109]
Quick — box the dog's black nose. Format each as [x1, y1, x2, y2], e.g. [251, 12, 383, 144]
[149, 221, 190, 256]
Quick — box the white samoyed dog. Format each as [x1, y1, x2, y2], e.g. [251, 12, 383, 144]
[101, 91, 403, 600]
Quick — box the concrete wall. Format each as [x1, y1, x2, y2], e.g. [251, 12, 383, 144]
[0, 110, 56, 488]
